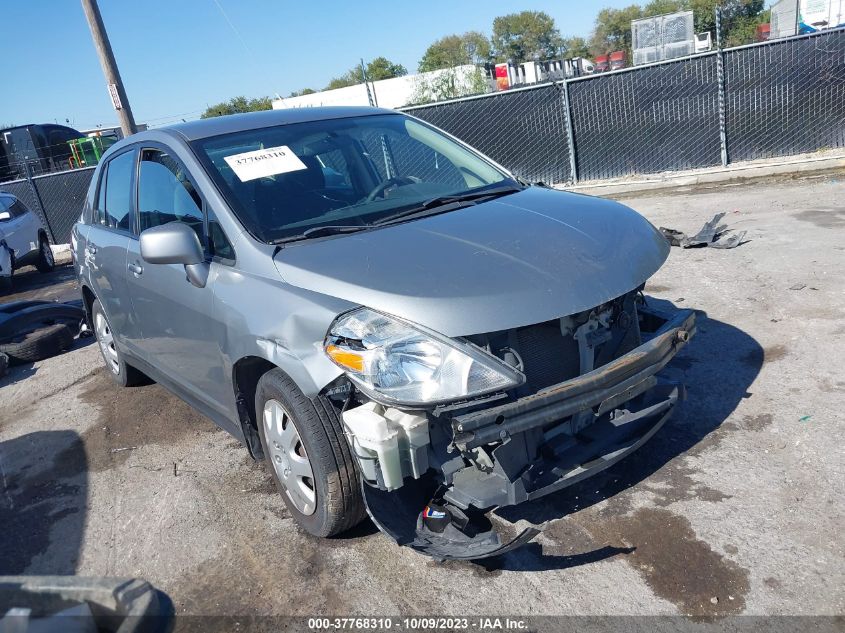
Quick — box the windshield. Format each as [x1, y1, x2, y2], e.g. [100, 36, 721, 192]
[192, 113, 513, 243]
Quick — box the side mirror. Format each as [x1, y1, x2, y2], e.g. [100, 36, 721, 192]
[140, 222, 208, 288]
[140, 222, 204, 265]
[0, 211, 11, 221]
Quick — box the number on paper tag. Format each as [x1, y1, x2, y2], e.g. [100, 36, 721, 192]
[223, 145, 307, 182]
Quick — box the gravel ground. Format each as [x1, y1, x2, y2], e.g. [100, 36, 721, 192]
[0, 174, 842, 621]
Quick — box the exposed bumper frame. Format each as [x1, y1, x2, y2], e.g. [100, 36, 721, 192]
[442, 307, 696, 509]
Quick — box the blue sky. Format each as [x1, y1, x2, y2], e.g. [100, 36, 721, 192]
[3, 0, 635, 131]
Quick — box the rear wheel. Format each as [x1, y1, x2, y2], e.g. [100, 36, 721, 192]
[255, 368, 365, 537]
[35, 236, 55, 273]
[91, 299, 149, 387]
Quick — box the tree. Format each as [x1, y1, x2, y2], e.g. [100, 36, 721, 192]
[589, 0, 766, 57]
[325, 57, 407, 90]
[201, 96, 272, 119]
[589, 5, 644, 57]
[492, 11, 562, 63]
[560, 36, 590, 59]
[643, 0, 686, 14]
[325, 69, 361, 91]
[411, 66, 490, 105]
[365, 57, 408, 81]
[288, 88, 316, 97]
[690, 0, 767, 45]
[418, 31, 491, 72]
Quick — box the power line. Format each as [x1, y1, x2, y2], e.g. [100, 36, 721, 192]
[211, 0, 258, 64]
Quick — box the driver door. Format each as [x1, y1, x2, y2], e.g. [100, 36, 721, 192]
[125, 145, 232, 417]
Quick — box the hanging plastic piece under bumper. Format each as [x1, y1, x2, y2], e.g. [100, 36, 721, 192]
[359, 308, 695, 560]
[361, 477, 541, 561]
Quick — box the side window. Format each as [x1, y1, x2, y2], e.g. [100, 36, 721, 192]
[84, 169, 99, 223]
[138, 149, 204, 245]
[93, 179, 105, 225]
[207, 208, 235, 261]
[98, 150, 135, 231]
[10, 200, 31, 218]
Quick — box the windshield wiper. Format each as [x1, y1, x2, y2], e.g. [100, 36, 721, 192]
[372, 184, 524, 226]
[271, 184, 524, 244]
[271, 224, 368, 245]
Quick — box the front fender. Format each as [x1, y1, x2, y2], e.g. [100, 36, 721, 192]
[214, 266, 356, 399]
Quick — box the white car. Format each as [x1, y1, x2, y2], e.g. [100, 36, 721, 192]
[0, 192, 55, 290]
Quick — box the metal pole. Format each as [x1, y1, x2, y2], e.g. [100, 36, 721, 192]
[561, 80, 579, 183]
[80, 0, 137, 137]
[715, 7, 729, 167]
[361, 59, 376, 107]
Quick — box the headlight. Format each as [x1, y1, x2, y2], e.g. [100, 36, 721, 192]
[324, 307, 524, 406]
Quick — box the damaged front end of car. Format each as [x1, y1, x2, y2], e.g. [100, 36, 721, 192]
[323, 290, 695, 561]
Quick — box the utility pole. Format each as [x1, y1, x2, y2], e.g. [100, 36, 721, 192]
[80, 0, 137, 137]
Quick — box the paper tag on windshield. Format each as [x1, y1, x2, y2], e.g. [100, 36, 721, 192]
[223, 145, 307, 182]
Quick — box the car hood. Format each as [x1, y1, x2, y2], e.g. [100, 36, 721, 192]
[273, 187, 669, 337]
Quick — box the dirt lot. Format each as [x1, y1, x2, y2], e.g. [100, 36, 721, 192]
[0, 174, 842, 620]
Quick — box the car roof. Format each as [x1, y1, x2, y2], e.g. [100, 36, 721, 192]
[160, 106, 399, 142]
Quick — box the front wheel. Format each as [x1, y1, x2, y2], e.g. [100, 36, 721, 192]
[255, 368, 365, 537]
[35, 236, 55, 273]
[91, 299, 149, 387]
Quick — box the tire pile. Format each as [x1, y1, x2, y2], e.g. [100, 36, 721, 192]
[0, 301, 85, 377]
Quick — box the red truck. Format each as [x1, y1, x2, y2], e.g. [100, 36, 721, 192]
[610, 51, 627, 70]
[594, 54, 610, 72]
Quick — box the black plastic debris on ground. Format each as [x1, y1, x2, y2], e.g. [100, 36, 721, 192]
[659, 213, 747, 249]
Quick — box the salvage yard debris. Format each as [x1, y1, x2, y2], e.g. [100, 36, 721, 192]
[0, 301, 84, 364]
[659, 213, 747, 249]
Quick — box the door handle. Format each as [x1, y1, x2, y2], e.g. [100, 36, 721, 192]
[128, 262, 143, 276]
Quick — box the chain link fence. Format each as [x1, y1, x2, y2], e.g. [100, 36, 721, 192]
[0, 167, 94, 244]
[403, 83, 573, 184]
[724, 29, 845, 162]
[405, 28, 845, 185]
[1, 30, 842, 244]
[568, 53, 721, 181]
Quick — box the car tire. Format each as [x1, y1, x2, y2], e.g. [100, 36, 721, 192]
[0, 303, 84, 341]
[255, 368, 365, 537]
[35, 236, 55, 273]
[0, 323, 74, 363]
[91, 299, 149, 387]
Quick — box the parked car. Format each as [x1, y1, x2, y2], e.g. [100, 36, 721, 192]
[72, 107, 695, 559]
[0, 193, 55, 290]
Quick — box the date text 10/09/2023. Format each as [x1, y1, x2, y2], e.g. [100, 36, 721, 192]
[308, 617, 529, 631]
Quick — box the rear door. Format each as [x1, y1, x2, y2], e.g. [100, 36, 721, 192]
[84, 148, 138, 342]
[10, 198, 44, 261]
[125, 145, 235, 416]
